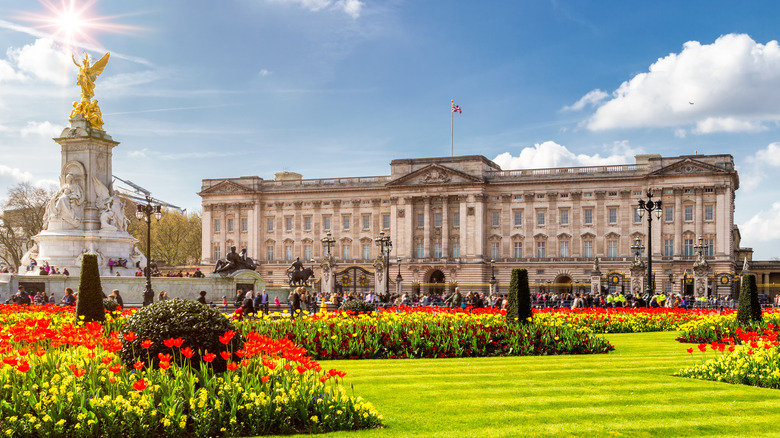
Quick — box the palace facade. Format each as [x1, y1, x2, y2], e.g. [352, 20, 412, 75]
[199, 153, 740, 297]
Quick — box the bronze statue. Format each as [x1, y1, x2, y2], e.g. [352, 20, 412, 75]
[214, 246, 256, 275]
[287, 257, 313, 286]
[70, 52, 110, 129]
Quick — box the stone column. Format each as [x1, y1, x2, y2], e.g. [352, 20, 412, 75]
[474, 194, 485, 260]
[591, 258, 602, 295]
[202, 204, 213, 263]
[423, 196, 431, 257]
[442, 196, 450, 258]
[695, 188, 703, 240]
[674, 188, 683, 255]
[404, 197, 414, 258]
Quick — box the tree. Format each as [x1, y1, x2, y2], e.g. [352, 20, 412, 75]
[76, 254, 106, 323]
[126, 208, 202, 266]
[507, 268, 532, 324]
[0, 182, 55, 270]
[737, 273, 762, 326]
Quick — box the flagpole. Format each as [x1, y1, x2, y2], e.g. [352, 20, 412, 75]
[451, 99, 454, 157]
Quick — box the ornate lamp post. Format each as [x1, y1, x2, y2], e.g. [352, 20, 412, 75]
[135, 196, 162, 306]
[637, 190, 663, 299]
[694, 236, 708, 259]
[375, 231, 392, 298]
[395, 257, 403, 296]
[489, 258, 496, 295]
[631, 237, 645, 258]
[321, 231, 335, 257]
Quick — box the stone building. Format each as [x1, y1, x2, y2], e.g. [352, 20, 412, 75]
[199, 153, 740, 298]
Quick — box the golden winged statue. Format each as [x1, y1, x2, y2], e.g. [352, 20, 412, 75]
[70, 51, 110, 130]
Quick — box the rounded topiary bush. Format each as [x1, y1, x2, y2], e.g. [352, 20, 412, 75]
[339, 299, 376, 315]
[103, 299, 120, 312]
[118, 298, 241, 372]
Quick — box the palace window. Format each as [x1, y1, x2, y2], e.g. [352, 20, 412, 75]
[434, 243, 443, 258]
[665, 206, 673, 222]
[664, 239, 674, 257]
[285, 245, 293, 261]
[363, 215, 371, 230]
[513, 242, 523, 258]
[704, 205, 714, 221]
[342, 244, 351, 260]
[453, 212, 460, 227]
[382, 214, 390, 229]
[583, 241, 593, 258]
[417, 213, 424, 228]
[560, 241, 569, 258]
[536, 241, 546, 258]
[492, 211, 500, 227]
[304, 216, 311, 231]
[514, 211, 522, 227]
[435, 212, 442, 228]
[362, 244, 370, 260]
[266, 217, 274, 232]
[241, 218, 248, 232]
[285, 217, 292, 232]
[214, 245, 221, 261]
[323, 216, 331, 231]
[491, 242, 499, 259]
[537, 211, 545, 226]
[705, 239, 714, 256]
[584, 208, 593, 225]
[634, 208, 641, 223]
[451, 243, 460, 258]
[227, 218, 234, 232]
[304, 245, 312, 260]
[559, 209, 569, 226]
[214, 219, 221, 233]
[608, 208, 617, 224]
[684, 205, 693, 222]
[684, 238, 694, 256]
[607, 240, 618, 257]
[416, 243, 425, 259]
[342, 215, 351, 231]
[266, 246, 274, 261]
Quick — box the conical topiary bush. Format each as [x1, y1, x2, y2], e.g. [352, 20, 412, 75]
[507, 268, 532, 324]
[737, 273, 762, 326]
[76, 254, 106, 323]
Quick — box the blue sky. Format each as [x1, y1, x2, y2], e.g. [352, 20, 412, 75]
[1, 0, 779, 259]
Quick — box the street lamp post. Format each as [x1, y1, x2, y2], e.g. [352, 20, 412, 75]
[395, 257, 402, 296]
[321, 231, 335, 257]
[489, 259, 496, 295]
[135, 196, 162, 306]
[637, 190, 663, 301]
[375, 231, 393, 299]
[694, 236, 708, 259]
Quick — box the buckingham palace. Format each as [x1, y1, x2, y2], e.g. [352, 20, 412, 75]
[199, 153, 739, 298]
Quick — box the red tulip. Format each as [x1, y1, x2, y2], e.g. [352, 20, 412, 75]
[203, 353, 216, 363]
[109, 364, 122, 374]
[123, 332, 137, 342]
[219, 330, 235, 345]
[686, 348, 693, 354]
[220, 351, 232, 360]
[133, 379, 147, 391]
[133, 361, 144, 370]
[73, 368, 86, 377]
[159, 361, 171, 370]
[140, 340, 153, 349]
[227, 362, 238, 371]
[163, 337, 184, 348]
[158, 353, 172, 362]
[16, 361, 30, 373]
[261, 375, 269, 383]
[180, 347, 195, 358]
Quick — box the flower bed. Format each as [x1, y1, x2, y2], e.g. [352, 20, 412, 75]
[0, 305, 382, 437]
[534, 307, 705, 334]
[676, 309, 780, 343]
[238, 306, 614, 359]
[676, 325, 780, 388]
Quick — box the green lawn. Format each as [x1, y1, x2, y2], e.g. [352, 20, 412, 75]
[268, 332, 780, 437]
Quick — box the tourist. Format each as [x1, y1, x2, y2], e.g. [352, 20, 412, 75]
[197, 290, 208, 304]
[255, 289, 269, 315]
[16, 286, 30, 305]
[192, 268, 204, 278]
[222, 295, 227, 308]
[289, 287, 302, 317]
[234, 289, 245, 308]
[158, 290, 168, 301]
[48, 293, 56, 305]
[274, 295, 280, 311]
[62, 268, 69, 276]
[61, 288, 76, 306]
[107, 258, 115, 273]
[110, 289, 124, 309]
[242, 290, 255, 316]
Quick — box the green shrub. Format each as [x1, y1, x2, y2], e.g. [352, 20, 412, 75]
[76, 254, 105, 323]
[507, 269, 532, 324]
[737, 274, 762, 326]
[103, 299, 120, 312]
[339, 299, 376, 314]
[118, 298, 241, 372]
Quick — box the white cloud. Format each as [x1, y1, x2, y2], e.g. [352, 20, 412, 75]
[128, 148, 149, 158]
[755, 142, 780, 167]
[258, 69, 272, 77]
[740, 202, 780, 243]
[0, 165, 33, 182]
[7, 38, 72, 85]
[739, 142, 780, 190]
[267, 0, 363, 18]
[582, 34, 780, 133]
[492, 140, 641, 170]
[562, 89, 608, 111]
[20, 121, 62, 138]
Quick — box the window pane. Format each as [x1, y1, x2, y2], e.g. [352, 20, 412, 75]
[608, 208, 617, 224]
[383, 214, 390, 229]
[416, 243, 424, 258]
[266, 246, 273, 260]
[304, 217, 311, 231]
[491, 242, 499, 259]
[453, 212, 460, 227]
[362, 244, 370, 259]
[536, 241, 545, 258]
[452, 243, 460, 258]
[434, 243, 442, 258]
[343, 216, 350, 230]
[664, 239, 674, 257]
[417, 213, 424, 228]
[323, 216, 331, 230]
[285, 218, 292, 231]
[560, 210, 569, 225]
[241, 218, 248, 232]
[435, 213, 442, 227]
[583, 241, 592, 258]
[363, 215, 370, 230]
[214, 245, 221, 260]
[608, 241, 617, 257]
[214, 219, 221, 232]
[343, 244, 351, 259]
[267, 218, 273, 231]
[537, 211, 545, 226]
[285, 246, 292, 260]
[584, 209, 593, 225]
[492, 212, 499, 227]
[705, 205, 714, 221]
[514, 211, 522, 226]
[227, 218, 233, 232]
[560, 241, 569, 258]
[304, 245, 312, 260]
[684, 206, 693, 221]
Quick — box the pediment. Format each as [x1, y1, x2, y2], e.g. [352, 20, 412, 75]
[200, 180, 253, 195]
[649, 158, 729, 176]
[386, 164, 484, 187]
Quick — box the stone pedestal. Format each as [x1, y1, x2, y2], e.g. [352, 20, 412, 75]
[590, 258, 602, 295]
[629, 260, 646, 297]
[693, 258, 710, 298]
[320, 257, 335, 295]
[373, 255, 387, 296]
[22, 115, 145, 276]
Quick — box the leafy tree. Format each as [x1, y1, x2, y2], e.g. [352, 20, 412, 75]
[737, 273, 762, 325]
[126, 207, 202, 266]
[0, 182, 56, 270]
[507, 268, 532, 324]
[76, 254, 106, 323]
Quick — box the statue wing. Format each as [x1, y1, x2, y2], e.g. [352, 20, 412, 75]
[91, 176, 111, 208]
[72, 54, 81, 68]
[90, 53, 111, 78]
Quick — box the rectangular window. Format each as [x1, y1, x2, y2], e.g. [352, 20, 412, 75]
[227, 218, 234, 232]
[608, 208, 617, 224]
[584, 208, 593, 225]
[665, 206, 673, 222]
[560, 209, 569, 226]
[267, 217, 275, 232]
[491, 242, 499, 259]
[416, 243, 425, 259]
[241, 218, 247, 232]
[214, 219, 221, 233]
[435, 212, 442, 228]
[513, 241, 523, 258]
[664, 239, 674, 257]
[452, 243, 460, 258]
[323, 216, 331, 231]
[342, 215, 350, 230]
[362, 215, 370, 230]
[634, 207, 641, 224]
[536, 241, 546, 258]
[434, 243, 442, 258]
[214, 245, 221, 261]
[417, 213, 424, 228]
[266, 246, 274, 261]
[560, 241, 569, 258]
[285, 217, 292, 231]
[705, 239, 714, 256]
[285, 245, 292, 260]
[453, 212, 460, 227]
[684, 238, 694, 256]
[583, 241, 593, 258]
[607, 240, 618, 257]
[382, 214, 390, 229]
[537, 211, 545, 226]
[362, 244, 370, 260]
[304, 245, 312, 260]
[684, 205, 693, 222]
[303, 216, 311, 231]
[514, 211, 522, 226]
[491, 211, 499, 227]
[704, 205, 714, 221]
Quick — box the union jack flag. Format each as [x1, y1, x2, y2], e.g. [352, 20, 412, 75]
[451, 103, 461, 113]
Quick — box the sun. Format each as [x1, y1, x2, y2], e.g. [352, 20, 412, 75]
[17, 0, 138, 51]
